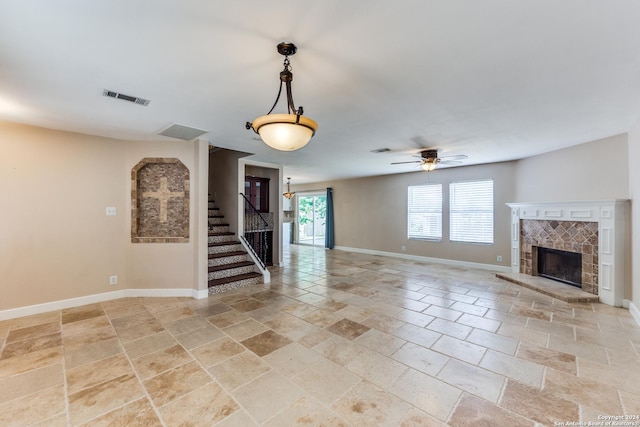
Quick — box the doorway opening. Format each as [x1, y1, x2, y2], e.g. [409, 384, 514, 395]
[297, 193, 326, 246]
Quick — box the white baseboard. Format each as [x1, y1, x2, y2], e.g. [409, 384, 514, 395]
[0, 288, 205, 321]
[629, 300, 640, 327]
[333, 246, 512, 273]
[192, 289, 209, 299]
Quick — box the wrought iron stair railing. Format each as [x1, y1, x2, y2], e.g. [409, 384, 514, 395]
[240, 193, 273, 267]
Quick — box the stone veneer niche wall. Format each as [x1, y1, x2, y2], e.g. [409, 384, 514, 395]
[507, 200, 628, 307]
[131, 158, 190, 243]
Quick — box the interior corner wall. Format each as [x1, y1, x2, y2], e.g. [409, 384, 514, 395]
[0, 121, 201, 312]
[513, 134, 629, 203]
[292, 161, 517, 267]
[209, 149, 252, 235]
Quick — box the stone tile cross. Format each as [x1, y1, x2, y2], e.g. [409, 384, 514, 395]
[142, 177, 184, 223]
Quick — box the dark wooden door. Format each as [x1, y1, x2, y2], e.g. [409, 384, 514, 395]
[244, 176, 269, 213]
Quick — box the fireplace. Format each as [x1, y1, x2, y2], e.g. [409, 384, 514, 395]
[506, 200, 629, 307]
[519, 219, 598, 294]
[536, 247, 582, 287]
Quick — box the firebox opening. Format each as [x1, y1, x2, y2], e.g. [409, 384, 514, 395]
[537, 247, 582, 288]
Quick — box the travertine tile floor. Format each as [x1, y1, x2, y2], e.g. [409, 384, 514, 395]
[1, 245, 639, 426]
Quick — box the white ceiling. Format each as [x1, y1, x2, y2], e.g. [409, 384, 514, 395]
[2, 1, 640, 183]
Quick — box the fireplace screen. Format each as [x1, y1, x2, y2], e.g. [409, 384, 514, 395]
[537, 247, 582, 287]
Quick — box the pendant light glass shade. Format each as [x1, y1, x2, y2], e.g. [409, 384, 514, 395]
[252, 114, 318, 151]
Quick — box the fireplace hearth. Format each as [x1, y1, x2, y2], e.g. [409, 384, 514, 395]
[536, 247, 582, 288]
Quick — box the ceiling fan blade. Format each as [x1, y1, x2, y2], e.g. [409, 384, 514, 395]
[439, 160, 463, 165]
[391, 160, 421, 165]
[440, 154, 468, 161]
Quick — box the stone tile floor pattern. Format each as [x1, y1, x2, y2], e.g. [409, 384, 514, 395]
[1, 245, 639, 426]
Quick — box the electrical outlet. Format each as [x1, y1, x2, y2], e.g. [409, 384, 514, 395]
[497, 255, 503, 262]
[109, 275, 118, 285]
[106, 207, 117, 216]
[401, 245, 406, 252]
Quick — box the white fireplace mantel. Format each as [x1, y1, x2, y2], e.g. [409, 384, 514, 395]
[506, 200, 629, 306]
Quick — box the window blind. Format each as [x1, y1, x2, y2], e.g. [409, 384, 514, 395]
[450, 180, 494, 244]
[408, 184, 442, 240]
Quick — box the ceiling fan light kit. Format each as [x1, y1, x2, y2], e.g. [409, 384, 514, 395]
[421, 159, 439, 172]
[246, 42, 318, 151]
[391, 148, 467, 172]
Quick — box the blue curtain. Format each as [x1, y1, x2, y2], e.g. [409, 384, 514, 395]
[325, 187, 335, 249]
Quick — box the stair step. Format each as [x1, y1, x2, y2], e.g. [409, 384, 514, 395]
[208, 240, 240, 246]
[208, 240, 241, 247]
[208, 241, 242, 255]
[208, 221, 229, 226]
[208, 272, 262, 287]
[208, 251, 250, 267]
[208, 251, 247, 259]
[208, 261, 255, 280]
[208, 246, 243, 255]
[208, 217, 227, 225]
[208, 261, 254, 273]
[207, 215, 229, 225]
[208, 232, 236, 244]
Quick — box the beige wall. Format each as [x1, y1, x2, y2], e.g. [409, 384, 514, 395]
[294, 161, 517, 267]
[292, 135, 631, 271]
[2, 121, 635, 316]
[209, 149, 251, 234]
[0, 122, 203, 311]
[513, 134, 629, 202]
[628, 120, 640, 317]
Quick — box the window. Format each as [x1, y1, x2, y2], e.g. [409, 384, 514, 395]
[450, 180, 494, 244]
[408, 184, 442, 240]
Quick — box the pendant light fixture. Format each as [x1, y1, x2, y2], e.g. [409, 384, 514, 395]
[283, 177, 296, 199]
[246, 42, 318, 151]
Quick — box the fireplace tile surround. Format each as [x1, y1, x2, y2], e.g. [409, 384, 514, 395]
[520, 219, 599, 294]
[506, 200, 629, 307]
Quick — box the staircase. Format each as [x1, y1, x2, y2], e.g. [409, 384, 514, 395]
[208, 198, 262, 294]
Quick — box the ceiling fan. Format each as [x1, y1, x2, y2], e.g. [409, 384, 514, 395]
[391, 149, 468, 172]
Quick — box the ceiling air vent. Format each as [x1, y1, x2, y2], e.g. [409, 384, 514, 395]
[159, 123, 208, 141]
[102, 89, 150, 106]
[371, 148, 391, 153]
